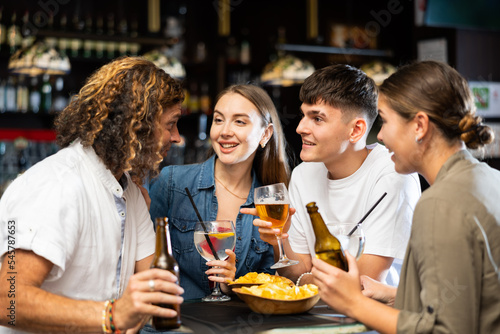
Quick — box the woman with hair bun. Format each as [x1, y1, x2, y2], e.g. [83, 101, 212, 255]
[311, 60, 500, 334]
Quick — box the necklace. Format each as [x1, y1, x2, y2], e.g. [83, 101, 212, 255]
[214, 175, 248, 200]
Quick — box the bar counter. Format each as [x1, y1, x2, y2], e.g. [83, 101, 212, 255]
[151, 297, 378, 334]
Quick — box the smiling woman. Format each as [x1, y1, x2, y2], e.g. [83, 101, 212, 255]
[211, 92, 271, 167]
[147, 84, 291, 314]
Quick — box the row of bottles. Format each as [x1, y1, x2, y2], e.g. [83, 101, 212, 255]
[0, 6, 142, 58]
[225, 29, 251, 66]
[53, 9, 141, 59]
[181, 82, 212, 116]
[0, 139, 59, 198]
[0, 75, 214, 118]
[0, 75, 67, 114]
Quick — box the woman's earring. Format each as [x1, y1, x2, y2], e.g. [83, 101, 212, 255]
[415, 137, 423, 144]
[261, 142, 266, 149]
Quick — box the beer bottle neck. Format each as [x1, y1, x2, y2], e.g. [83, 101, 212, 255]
[309, 212, 331, 237]
[154, 218, 174, 256]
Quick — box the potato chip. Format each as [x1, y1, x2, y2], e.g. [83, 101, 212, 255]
[240, 282, 318, 300]
[230, 272, 293, 285]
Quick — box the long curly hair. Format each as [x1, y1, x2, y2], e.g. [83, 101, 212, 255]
[55, 57, 184, 181]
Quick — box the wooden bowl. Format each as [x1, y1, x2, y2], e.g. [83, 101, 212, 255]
[233, 288, 320, 315]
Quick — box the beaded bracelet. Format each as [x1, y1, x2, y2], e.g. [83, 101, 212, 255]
[101, 300, 112, 333]
[108, 299, 122, 334]
[296, 272, 313, 286]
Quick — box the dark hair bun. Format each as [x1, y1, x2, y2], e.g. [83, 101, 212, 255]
[459, 114, 495, 149]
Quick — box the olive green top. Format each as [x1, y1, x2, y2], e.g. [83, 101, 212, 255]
[395, 150, 500, 333]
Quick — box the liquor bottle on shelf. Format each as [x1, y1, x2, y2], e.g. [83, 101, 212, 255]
[95, 14, 105, 58]
[52, 77, 68, 112]
[16, 75, 28, 113]
[130, 16, 138, 38]
[70, 10, 83, 58]
[240, 28, 251, 65]
[200, 83, 212, 115]
[106, 13, 116, 59]
[150, 217, 181, 331]
[181, 88, 189, 115]
[107, 13, 115, 36]
[5, 76, 17, 112]
[0, 79, 6, 113]
[84, 14, 93, 34]
[28, 76, 41, 114]
[20, 11, 35, 48]
[195, 41, 206, 64]
[95, 14, 104, 35]
[118, 15, 129, 56]
[40, 74, 52, 114]
[195, 113, 211, 162]
[188, 82, 200, 114]
[47, 12, 54, 31]
[118, 16, 128, 36]
[0, 6, 6, 51]
[59, 12, 68, 31]
[164, 16, 185, 60]
[225, 35, 239, 65]
[306, 202, 348, 271]
[7, 11, 22, 54]
[83, 14, 95, 58]
[57, 13, 69, 57]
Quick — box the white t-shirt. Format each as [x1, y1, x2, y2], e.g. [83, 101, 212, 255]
[288, 143, 421, 284]
[0, 141, 154, 314]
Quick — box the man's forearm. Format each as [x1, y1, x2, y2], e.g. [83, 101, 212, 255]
[1, 285, 104, 333]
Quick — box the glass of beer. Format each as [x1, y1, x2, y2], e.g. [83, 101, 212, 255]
[254, 183, 299, 269]
[194, 220, 236, 302]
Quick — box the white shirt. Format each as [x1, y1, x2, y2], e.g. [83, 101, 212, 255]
[288, 143, 421, 284]
[0, 141, 155, 323]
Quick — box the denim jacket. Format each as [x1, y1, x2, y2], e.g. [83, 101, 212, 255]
[149, 155, 275, 300]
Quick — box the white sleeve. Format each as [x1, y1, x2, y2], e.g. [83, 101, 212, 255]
[287, 169, 313, 255]
[362, 172, 420, 259]
[0, 171, 84, 281]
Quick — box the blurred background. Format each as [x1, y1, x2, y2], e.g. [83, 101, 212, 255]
[1, 0, 500, 197]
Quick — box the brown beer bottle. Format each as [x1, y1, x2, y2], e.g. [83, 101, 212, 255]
[306, 202, 348, 271]
[151, 217, 181, 330]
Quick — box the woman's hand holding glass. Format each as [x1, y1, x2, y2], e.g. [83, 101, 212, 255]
[194, 220, 236, 302]
[253, 183, 299, 269]
[240, 207, 296, 246]
[205, 248, 236, 294]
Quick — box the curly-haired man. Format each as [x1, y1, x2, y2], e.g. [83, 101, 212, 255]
[0, 57, 185, 333]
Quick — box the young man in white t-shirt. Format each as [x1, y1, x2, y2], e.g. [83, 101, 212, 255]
[242, 64, 420, 285]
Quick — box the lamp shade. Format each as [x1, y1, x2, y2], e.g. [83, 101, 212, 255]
[143, 48, 185, 80]
[8, 39, 71, 76]
[261, 54, 315, 86]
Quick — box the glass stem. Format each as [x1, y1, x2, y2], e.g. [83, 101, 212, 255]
[276, 235, 287, 261]
[212, 272, 222, 296]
